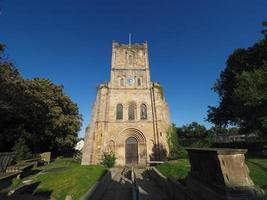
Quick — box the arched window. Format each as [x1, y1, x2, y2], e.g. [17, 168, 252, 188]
[126, 51, 134, 65]
[140, 104, 147, 120]
[120, 78, 124, 86]
[137, 78, 141, 86]
[116, 104, 123, 120]
[128, 103, 136, 120]
[128, 54, 133, 65]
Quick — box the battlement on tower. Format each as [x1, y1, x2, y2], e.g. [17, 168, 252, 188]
[111, 40, 149, 69]
[112, 41, 148, 49]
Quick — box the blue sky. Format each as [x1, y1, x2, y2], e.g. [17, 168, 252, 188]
[1, 0, 266, 137]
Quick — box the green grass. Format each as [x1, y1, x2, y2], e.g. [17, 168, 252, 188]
[9, 177, 23, 191]
[156, 158, 267, 195]
[246, 158, 267, 195]
[156, 159, 190, 180]
[30, 157, 106, 200]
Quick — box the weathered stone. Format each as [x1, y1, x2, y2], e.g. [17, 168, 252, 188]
[185, 148, 265, 200]
[82, 41, 171, 166]
[65, 195, 72, 200]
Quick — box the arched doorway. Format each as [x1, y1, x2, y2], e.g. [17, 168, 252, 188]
[115, 128, 146, 166]
[125, 137, 138, 165]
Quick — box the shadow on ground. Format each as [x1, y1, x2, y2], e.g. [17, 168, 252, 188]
[0, 181, 53, 200]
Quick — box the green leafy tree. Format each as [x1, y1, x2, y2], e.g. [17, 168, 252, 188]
[22, 78, 82, 153]
[207, 126, 229, 135]
[167, 124, 178, 153]
[180, 122, 207, 138]
[207, 22, 267, 136]
[0, 43, 82, 153]
[167, 124, 188, 159]
[0, 45, 28, 151]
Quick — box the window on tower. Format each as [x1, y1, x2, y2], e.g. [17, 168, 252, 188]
[140, 104, 147, 120]
[128, 54, 133, 65]
[116, 104, 123, 120]
[137, 78, 141, 86]
[120, 78, 124, 87]
[128, 103, 136, 120]
[126, 50, 134, 66]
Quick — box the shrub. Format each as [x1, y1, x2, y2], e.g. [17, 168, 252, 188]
[167, 125, 178, 158]
[150, 143, 168, 161]
[168, 145, 188, 160]
[189, 140, 210, 148]
[12, 138, 32, 162]
[100, 152, 116, 168]
[9, 177, 22, 191]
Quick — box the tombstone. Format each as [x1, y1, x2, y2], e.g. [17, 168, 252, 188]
[185, 148, 265, 200]
[39, 152, 51, 164]
[0, 152, 15, 172]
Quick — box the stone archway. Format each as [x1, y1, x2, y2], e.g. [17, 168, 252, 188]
[115, 128, 147, 166]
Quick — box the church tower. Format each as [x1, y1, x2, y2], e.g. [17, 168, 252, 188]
[82, 41, 171, 166]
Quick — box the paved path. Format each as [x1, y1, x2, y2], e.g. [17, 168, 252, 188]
[101, 168, 132, 200]
[135, 169, 168, 200]
[100, 167, 168, 200]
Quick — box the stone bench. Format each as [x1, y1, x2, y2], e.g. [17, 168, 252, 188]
[6, 162, 35, 173]
[22, 158, 40, 163]
[22, 152, 51, 166]
[0, 152, 15, 173]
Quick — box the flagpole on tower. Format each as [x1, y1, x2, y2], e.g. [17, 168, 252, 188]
[129, 32, 131, 47]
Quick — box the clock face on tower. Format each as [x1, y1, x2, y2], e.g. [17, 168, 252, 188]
[127, 77, 134, 86]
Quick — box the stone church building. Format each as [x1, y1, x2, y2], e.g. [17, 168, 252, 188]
[82, 41, 171, 166]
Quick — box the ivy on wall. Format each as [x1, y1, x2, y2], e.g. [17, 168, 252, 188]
[154, 83, 164, 100]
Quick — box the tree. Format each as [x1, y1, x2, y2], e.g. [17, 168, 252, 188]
[207, 126, 229, 136]
[23, 78, 82, 153]
[167, 124, 178, 157]
[0, 45, 28, 151]
[179, 122, 207, 138]
[167, 124, 188, 159]
[12, 138, 32, 161]
[0, 43, 82, 153]
[207, 22, 267, 136]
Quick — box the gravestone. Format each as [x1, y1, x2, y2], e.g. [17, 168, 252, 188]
[185, 148, 265, 200]
[0, 152, 15, 172]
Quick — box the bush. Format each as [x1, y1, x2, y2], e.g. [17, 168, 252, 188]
[179, 137, 214, 148]
[12, 138, 32, 162]
[189, 140, 211, 148]
[9, 177, 22, 191]
[167, 125, 189, 160]
[167, 125, 179, 159]
[100, 152, 116, 168]
[168, 145, 188, 160]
